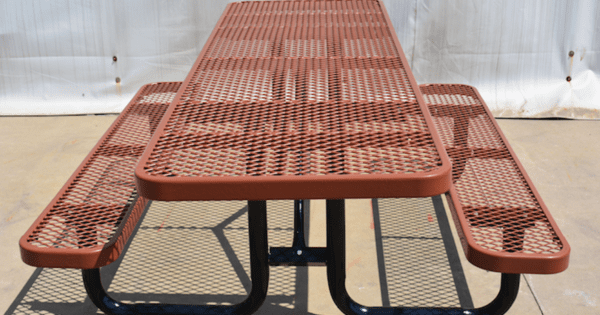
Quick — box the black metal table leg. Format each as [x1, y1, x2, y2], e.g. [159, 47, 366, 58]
[82, 200, 269, 315]
[326, 199, 520, 315]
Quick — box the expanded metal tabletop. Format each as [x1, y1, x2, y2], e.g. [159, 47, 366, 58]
[135, 0, 451, 201]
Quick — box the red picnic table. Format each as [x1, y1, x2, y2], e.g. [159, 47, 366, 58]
[131, 2, 457, 313]
[21, 1, 568, 314]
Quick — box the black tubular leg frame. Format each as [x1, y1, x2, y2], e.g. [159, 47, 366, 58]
[82, 200, 269, 315]
[325, 199, 521, 315]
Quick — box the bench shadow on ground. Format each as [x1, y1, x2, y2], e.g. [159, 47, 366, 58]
[6, 198, 472, 314]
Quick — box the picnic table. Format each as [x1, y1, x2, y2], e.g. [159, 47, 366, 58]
[135, 0, 453, 312]
[20, 1, 570, 314]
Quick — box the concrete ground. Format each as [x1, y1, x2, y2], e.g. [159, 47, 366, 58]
[1, 115, 598, 314]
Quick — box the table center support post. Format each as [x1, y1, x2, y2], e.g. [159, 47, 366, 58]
[269, 200, 327, 266]
[325, 199, 521, 315]
[80, 201, 270, 315]
[292, 200, 308, 249]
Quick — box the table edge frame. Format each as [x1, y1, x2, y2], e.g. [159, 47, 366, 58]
[134, 0, 453, 201]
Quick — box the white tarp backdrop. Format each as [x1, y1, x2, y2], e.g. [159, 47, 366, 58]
[1, 0, 599, 117]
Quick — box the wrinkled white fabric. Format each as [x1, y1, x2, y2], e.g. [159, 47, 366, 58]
[1, 0, 598, 117]
[410, 0, 600, 118]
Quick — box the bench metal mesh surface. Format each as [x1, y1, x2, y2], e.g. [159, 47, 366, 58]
[20, 82, 181, 269]
[421, 84, 570, 274]
[135, 0, 451, 201]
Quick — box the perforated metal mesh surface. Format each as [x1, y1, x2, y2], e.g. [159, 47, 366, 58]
[137, 1, 448, 200]
[421, 84, 568, 272]
[21, 82, 181, 268]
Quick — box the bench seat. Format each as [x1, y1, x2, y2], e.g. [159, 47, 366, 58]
[421, 84, 570, 274]
[20, 82, 181, 269]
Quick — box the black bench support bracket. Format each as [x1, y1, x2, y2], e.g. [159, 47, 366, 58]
[326, 199, 520, 315]
[82, 200, 270, 315]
